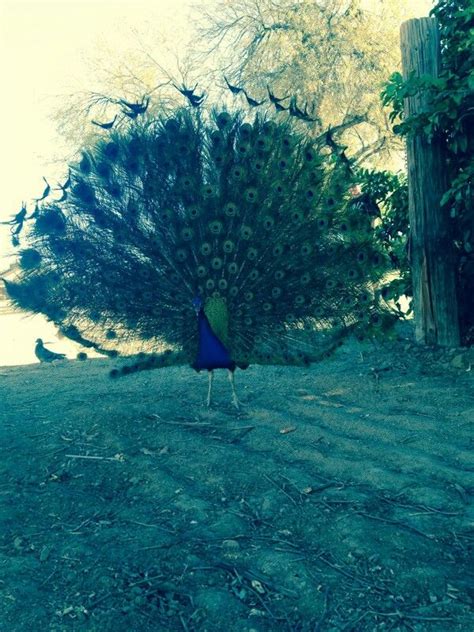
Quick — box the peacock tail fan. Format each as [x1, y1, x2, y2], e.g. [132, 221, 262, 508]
[5, 106, 397, 371]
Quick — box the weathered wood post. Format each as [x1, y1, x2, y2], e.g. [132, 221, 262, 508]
[400, 17, 460, 346]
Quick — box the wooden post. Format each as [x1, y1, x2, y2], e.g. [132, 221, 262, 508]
[400, 17, 460, 346]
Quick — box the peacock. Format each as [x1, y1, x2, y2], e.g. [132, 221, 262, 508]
[3, 106, 396, 407]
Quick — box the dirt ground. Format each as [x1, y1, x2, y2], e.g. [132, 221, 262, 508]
[0, 323, 473, 631]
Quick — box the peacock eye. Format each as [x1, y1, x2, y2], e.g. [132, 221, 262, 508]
[208, 220, 223, 235]
[216, 112, 231, 129]
[244, 188, 257, 203]
[223, 240, 234, 253]
[240, 225, 252, 240]
[211, 257, 223, 270]
[181, 227, 194, 241]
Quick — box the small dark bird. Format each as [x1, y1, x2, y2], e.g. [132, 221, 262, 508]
[119, 97, 150, 115]
[1, 203, 27, 226]
[224, 76, 245, 95]
[34, 177, 51, 202]
[92, 115, 117, 129]
[174, 84, 205, 107]
[243, 90, 265, 107]
[267, 86, 289, 105]
[288, 97, 318, 123]
[34, 338, 66, 363]
[1, 203, 27, 244]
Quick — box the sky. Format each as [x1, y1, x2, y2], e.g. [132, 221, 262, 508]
[0, 0, 433, 366]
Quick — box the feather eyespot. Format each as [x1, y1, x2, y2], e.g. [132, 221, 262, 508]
[187, 207, 200, 219]
[218, 279, 228, 290]
[181, 227, 194, 241]
[223, 240, 234, 253]
[202, 185, 217, 199]
[240, 225, 252, 240]
[20, 249, 41, 270]
[263, 217, 274, 230]
[208, 220, 223, 235]
[216, 112, 231, 129]
[176, 249, 187, 262]
[244, 188, 257, 203]
[239, 123, 253, 138]
[224, 202, 238, 217]
[197, 265, 207, 278]
[247, 247, 258, 260]
[200, 242, 212, 256]
[228, 263, 238, 274]
[211, 257, 222, 270]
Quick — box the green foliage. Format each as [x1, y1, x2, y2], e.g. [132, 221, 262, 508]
[357, 168, 412, 314]
[381, 0, 474, 343]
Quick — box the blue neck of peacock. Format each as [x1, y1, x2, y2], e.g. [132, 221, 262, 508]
[194, 305, 234, 371]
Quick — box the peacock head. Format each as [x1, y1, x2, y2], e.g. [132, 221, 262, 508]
[192, 296, 203, 315]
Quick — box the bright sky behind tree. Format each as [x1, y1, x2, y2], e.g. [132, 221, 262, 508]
[0, 0, 433, 365]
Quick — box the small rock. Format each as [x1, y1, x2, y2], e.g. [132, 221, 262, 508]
[451, 353, 468, 369]
[222, 539, 241, 553]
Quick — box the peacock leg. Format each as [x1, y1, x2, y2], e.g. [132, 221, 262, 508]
[207, 370, 214, 407]
[228, 370, 240, 409]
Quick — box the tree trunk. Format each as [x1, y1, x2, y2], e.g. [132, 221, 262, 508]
[400, 17, 460, 346]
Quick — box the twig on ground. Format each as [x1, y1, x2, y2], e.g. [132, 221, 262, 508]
[264, 474, 300, 506]
[355, 511, 435, 540]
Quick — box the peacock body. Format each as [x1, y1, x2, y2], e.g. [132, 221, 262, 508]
[4, 107, 395, 404]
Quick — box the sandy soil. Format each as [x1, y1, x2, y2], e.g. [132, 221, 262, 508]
[0, 324, 473, 631]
